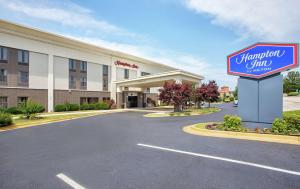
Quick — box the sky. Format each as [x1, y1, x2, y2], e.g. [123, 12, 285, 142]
[0, 0, 299, 89]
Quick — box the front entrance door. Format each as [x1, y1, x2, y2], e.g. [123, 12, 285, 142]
[128, 96, 138, 108]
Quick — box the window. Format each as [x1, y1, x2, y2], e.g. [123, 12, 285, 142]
[69, 59, 76, 71]
[80, 97, 87, 105]
[80, 77, 87, 88]
[17, 97, 28, 105]
[103, 97, 110, 103]
[103, 65, 109, 91]
[0, 47, 8, 62]
[18, 71, 28, 85]
[18, 50, 29, 65]
[88, 97, 98, 104]
[103, 77, 108, 91]
[124, 69, 129, 79]
[80, 61, 87, 72]
[0, 97, 8, 108]
[103, 65, 108, 76]
[69, 75, 76, 89]
[141, 72, 150, 76]
[0, 69, 7, 83]
[80, 97, 98, 104]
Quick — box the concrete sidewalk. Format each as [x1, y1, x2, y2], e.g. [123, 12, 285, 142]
[283, 96, 300, 111]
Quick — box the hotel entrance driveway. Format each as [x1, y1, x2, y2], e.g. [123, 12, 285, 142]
[0, 103, 299, 189]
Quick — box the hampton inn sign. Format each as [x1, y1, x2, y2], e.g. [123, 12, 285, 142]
[227, 43, 298, 79]
[227, 43, 299, 128]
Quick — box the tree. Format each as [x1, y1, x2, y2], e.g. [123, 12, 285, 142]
[233, 86, 238, 99]
[283, 71, 300, 93]
[191, 86, 204, 108]
[159, 81, 192, 112]
[200, 80, 219, 108]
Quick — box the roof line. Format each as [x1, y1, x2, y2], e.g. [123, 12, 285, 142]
[0, 19, 174, 69]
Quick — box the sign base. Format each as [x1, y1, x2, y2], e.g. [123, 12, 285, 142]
[243, 122, 272, 129]
[238, 73, 283, 128]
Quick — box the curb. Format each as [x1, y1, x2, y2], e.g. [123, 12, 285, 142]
[183, 125, 300, 145]
[0, 113, 107, 132]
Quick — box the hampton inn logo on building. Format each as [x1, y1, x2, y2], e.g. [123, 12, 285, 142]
[115, 60, 139, 69]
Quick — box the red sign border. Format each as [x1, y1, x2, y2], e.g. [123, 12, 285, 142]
[227, 43, 299, 79]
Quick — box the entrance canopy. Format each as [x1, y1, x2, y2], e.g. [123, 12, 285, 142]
[114, 70, 204, 88]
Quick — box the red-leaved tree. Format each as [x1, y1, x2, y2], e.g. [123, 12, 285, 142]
[191, 86, 204, 108]
[199, 80, 219, 107]
[159, 81, 192, 112]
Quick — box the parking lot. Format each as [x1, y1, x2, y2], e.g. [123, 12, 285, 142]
[0, 104, 299, 189]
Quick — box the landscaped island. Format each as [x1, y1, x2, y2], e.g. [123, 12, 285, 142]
[183, 111, 300, 145]
[144, 107, 220, 117]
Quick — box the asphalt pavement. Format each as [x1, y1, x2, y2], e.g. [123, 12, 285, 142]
[0, 103, 299, 189]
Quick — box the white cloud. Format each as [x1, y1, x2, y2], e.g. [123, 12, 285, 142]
[184, 0, 300, 41]
[0, 0, 136, 37]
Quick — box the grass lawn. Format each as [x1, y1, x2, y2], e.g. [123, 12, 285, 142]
[0, 113, 102, 132]
[144, 107, 220, 117]
[194, 122, 222, 129]
[283, 110, 300, 116]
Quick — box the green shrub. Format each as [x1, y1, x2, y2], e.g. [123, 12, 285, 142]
[18, 100, 45, 119]
[0, 113, 13, 127]
[283, 114, 300, 133]
[55, 103, 80, 112]
[221, 115, 245, 132]
[69, 104, 80, 111]
[80, 103, 91, 110]
[65, 103, 80, 111]
[94, 102, 109, 110]
[64, 102, 72, 111]
[272, 114, 300, 134]
[287, 92, 299, 96]
[272, 118, 288, 134]
[223, 98, 231, 103]
[229, 96, 235, 101]
[89, 103, 96, 110]
[80, 102, 110, 111]
[54, 104, 67, 112]
[6, 107, 22, 114]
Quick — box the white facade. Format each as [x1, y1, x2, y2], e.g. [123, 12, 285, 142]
[53, 56, 69, 90]
[1, 20, 192, 111]
[29, 52, 48, 89]
[87, 62, 103, 91]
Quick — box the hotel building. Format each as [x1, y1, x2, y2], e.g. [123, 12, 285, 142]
[0, 20, 204, 112]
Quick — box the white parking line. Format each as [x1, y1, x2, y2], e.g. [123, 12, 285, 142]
[56, 173, 86, 189]
[137, 143, 300, 176]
